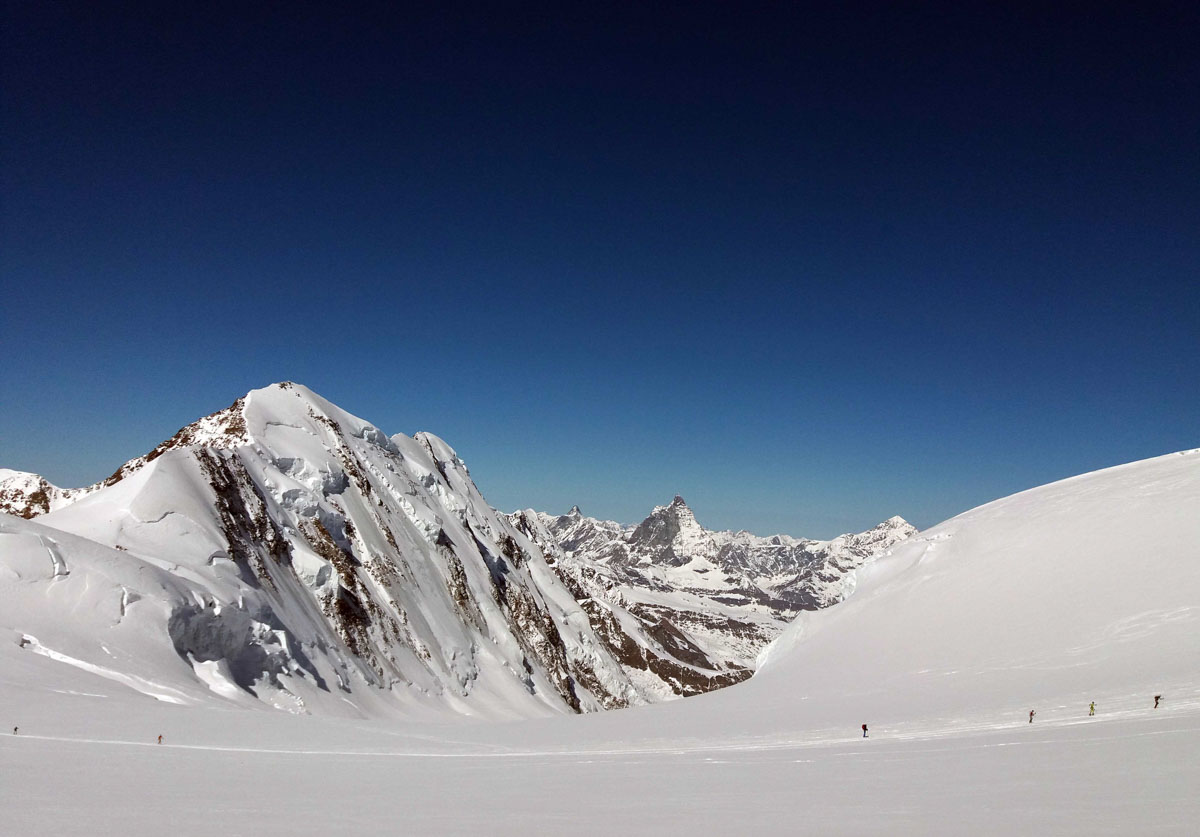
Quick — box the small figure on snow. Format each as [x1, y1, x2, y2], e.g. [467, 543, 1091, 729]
[1089, 701, 1095, 716]
[1154, 695, 1162, 709]
[1029, 710, 1035, 723]
[11, 727, 16, 735]
[157, 734, 162, 745]
[862, 724, 868, 738]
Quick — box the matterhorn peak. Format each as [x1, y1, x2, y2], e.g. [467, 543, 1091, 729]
[628, 494, 708, 556]
[661, 495, 698, 525]
[649, 494, 693, 518]
[568, 504, 583, 516]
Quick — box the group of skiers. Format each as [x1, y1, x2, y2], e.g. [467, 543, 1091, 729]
[863, 694, 1166, 737]
[1026, 695, 1163, 724]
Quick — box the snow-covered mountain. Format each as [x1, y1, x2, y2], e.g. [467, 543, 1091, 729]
[1, 383, 648, 719]
[512, 500, 915, 699]
[0, 383, 910, 719]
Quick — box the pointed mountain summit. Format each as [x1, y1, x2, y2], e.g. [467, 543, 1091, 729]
[629, 495, 712, 561]
[0, 469, 81, 518]
[0, 383, 646, 718]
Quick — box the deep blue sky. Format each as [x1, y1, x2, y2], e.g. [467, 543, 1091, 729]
[2, 2, 1197, 537]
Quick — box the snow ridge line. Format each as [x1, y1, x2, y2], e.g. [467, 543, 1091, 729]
[20, 636, 191, 704]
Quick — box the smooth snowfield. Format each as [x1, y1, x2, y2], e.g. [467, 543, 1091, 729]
[2, 713, 1197, 836]
[3, 448, 1199, 834]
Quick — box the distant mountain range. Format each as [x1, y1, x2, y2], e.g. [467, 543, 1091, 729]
[0, 383, 912, 718]
[512, 500, 914, 698]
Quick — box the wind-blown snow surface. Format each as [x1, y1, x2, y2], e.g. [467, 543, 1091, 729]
[2, 449, 1197, 834]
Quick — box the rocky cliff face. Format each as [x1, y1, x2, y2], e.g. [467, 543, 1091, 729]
[512, 500, 916, 699]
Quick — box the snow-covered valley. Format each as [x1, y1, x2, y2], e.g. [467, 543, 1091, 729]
[2, 386, 1197, 834]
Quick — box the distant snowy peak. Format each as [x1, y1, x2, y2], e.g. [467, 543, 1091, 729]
[526, 500, 917, 592]
[512, 500, 916, 698]
[628, 495, 715, 564]
[0, 469, 80, 518]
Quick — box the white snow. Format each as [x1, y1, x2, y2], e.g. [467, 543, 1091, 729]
[2, 446, 1197, 833]
[20, 635, 191, 704]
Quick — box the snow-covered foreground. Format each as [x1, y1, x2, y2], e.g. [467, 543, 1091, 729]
[2, 699, 1196, 836]
[3, 448, 1198, 834]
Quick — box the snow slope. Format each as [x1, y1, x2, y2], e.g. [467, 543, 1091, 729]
[746, 446, 1200, 732]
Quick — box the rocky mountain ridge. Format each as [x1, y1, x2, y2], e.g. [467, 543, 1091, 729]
[1, 383, 913, 715]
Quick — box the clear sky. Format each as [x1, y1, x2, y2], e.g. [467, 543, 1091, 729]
[2, 2, 1197, 538]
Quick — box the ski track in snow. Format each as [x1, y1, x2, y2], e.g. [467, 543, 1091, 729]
[5, 702, 1197, 762]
